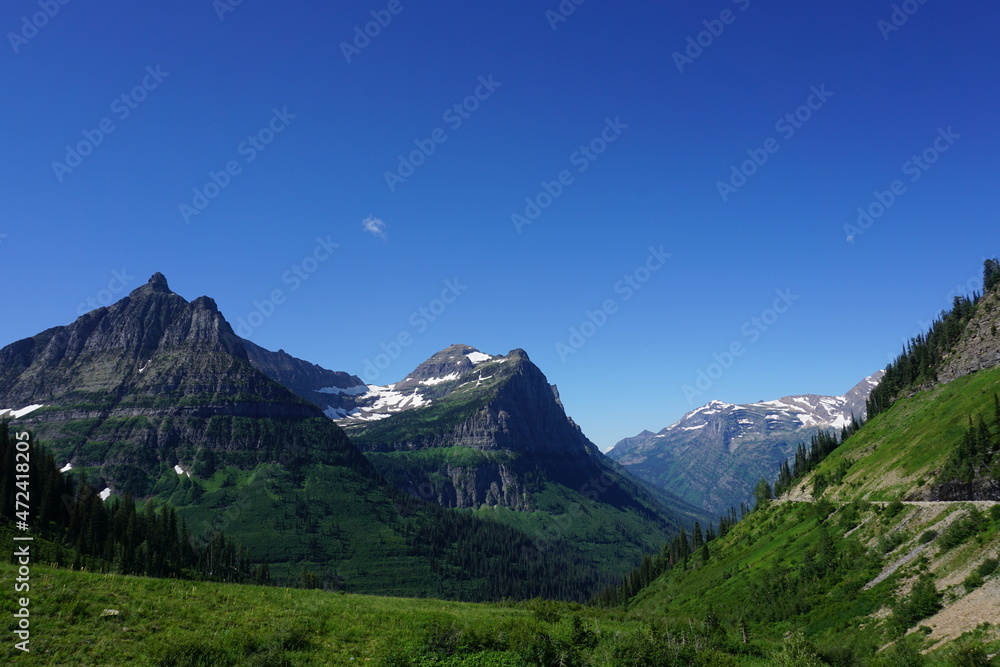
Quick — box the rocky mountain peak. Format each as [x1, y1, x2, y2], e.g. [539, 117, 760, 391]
[131, 272, 173, 296]
[392, 344, 505, 392]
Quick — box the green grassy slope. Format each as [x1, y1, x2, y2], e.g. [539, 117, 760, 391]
[796, 364, 1000, 502]
[616, 362, 1000, 663]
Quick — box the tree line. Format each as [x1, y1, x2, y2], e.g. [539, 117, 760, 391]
[868, 257, 999, 419]
[0, 422, 262, 583]
[937, 393, 1000, 485]
[1, 422, 614, 600]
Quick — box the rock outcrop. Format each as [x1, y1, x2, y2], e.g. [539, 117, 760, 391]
[939, 287, 1000, 384]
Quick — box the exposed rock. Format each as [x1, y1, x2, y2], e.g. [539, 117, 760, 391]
[939, 287, 1000, 384]
[243, 340, 364, 416]
[0, 273, 361, 496]
[932, 477, 1000, 502]
[344, 345, 699, 529]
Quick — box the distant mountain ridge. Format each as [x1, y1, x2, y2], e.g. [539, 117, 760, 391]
[0, 274, 615, 599]
[607, 372, 883, 515]
[243, 340, 366, 418]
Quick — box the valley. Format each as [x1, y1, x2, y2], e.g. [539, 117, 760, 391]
[3, 259, 1000, 665]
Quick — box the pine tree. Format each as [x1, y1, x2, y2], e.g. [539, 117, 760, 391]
[692, 521, 704, 549]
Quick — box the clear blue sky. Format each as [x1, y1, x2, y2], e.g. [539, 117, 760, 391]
[3, 0, 999, 449]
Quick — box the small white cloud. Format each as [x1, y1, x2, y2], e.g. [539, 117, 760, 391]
[362, 216, 387, 240]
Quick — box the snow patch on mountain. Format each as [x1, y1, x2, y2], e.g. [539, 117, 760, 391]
[0, 404, 44, 419]
[420, 373, 460, 386]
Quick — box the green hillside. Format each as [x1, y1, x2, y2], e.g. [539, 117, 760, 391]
[782, 365, 1000, 502]
[609, 348, 1000, 664]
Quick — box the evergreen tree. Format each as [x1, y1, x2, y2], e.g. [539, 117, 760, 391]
[753, 479, 773, 510]
[692, 521, 704, 549]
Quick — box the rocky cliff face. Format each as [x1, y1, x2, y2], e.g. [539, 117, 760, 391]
[344, 345, 698, 534]
[0, 274, 362, 495]
[243, 340, 365, 417]
[939, 286, 1000, 384]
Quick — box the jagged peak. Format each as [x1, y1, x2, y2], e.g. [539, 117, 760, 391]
[191, 296, 219, 313]
[129, 272, 176, 298]
[506, 348, 530, 362]
[146, 272, 170, 292]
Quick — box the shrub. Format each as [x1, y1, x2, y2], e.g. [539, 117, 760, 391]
[949, 642, 991, 667]
[870, 639, 924, 667]
[884, 499, 906, 520]
[938, 512, 981, 553]
[693, 649, 740, 666]
[962, 572, 985, 592]
[918, 530, 937, 545]
[974, 557, 998, 579]
[819, 645, 862, 667]
[964, 557, 998, 592]
[892, 574, 942, 629]
[770, 633, 825, 667]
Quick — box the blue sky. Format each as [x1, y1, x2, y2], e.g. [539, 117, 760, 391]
[2, 0, 999, 449]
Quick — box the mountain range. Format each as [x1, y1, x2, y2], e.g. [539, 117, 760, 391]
[607, 372, 883, 515]
[245, 339, 706, 571]
[3, 261, 1000, 662]
[0, 273, 699, 596]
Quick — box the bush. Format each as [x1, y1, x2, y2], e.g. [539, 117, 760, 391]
[892, 574, 942, 629]
[963, 557, 998, 592]
[949, 642, 991, 667]
[819, 645, 862, 667]
[918, 530, 937, 545]
[770, 633, 825, 667]
[962, 572, 985, 592]
[884, 499, 906, 520]
[974, 557, 998, 579]
[878, 532, 907, 554]
[870, 639, 924, 667]
[938, 512, 981, 552]
[693, 649, 740, 666]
